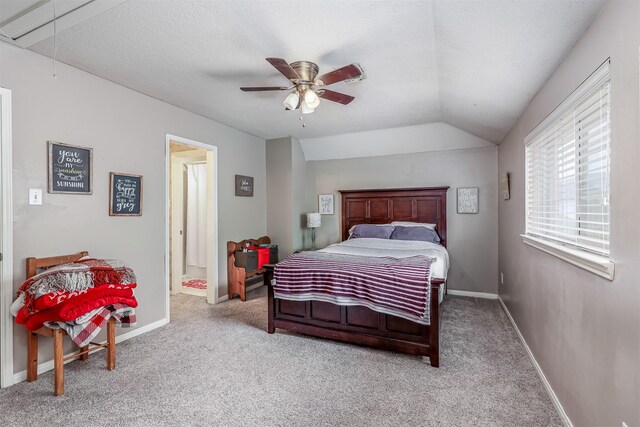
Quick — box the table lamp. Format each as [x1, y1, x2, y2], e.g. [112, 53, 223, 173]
[306, 213, 321, 250]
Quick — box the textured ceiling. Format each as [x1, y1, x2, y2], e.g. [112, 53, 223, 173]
[24, 0, 604, 142]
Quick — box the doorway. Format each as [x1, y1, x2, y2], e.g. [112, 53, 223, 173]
[0, 87, 13, 388]
[165, 135, 218, 319]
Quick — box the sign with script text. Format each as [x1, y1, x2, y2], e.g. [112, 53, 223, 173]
[48, 141, 93, 194]
[109, 173, 142, 216]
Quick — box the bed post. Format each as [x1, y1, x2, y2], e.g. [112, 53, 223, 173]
[429, 282, 441, 367]
[265, 264, 275, 334]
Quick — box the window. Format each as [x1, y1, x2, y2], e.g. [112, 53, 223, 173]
[523, 60, 614, 279]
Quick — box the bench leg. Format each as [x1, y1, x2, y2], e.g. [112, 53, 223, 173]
[106, 317, 116, 370]
[53, 329, 64, 396]
[80, 345, 89, 361]
[27, 331, 38, 382]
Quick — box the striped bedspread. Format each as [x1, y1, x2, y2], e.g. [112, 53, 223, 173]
[273, 251, 434, 324]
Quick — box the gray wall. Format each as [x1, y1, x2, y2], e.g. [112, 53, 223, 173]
[1, 44, 267, 373]
[306, 146, 499, 294]
[266, 137, 294, 256]
[266, 137, 307, 257]
[497, 1, 640, 425]
[290, 137, 308, 251]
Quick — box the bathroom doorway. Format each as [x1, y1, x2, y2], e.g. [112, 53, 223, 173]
[166, 135, 218, 313]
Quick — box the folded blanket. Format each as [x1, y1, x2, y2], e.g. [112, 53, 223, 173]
[16, 283, 137, 326]
[45, 303, 136, 347]
[33, 283, 137, 311]
[17, 258, 136, 314]
[23, 285, 138, 331]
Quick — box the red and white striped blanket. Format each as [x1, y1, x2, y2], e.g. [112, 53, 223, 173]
[45, 303, 137, 347]
[273, 251, 434, 324]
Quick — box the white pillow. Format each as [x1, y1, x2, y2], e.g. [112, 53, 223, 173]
[391, 221, 436, 229]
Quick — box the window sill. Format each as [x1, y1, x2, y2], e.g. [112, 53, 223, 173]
[520, 234, 615, 281]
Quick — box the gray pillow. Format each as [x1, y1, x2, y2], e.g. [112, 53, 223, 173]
[350, 224, 395, 239]
[390, 226, 440, 243]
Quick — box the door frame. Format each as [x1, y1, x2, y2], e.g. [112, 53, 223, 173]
[170, 149, 206, 297]
[165, 134, 218, 320]
[0, 88, 14, 388]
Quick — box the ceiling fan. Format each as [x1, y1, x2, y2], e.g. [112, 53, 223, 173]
[240, 58, 364, 114]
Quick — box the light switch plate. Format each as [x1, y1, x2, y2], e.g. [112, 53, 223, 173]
[29, 188, 43, 205]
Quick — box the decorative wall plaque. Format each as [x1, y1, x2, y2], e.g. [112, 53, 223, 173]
[235, 175, 254, 197]
[457, 187, 479, 214]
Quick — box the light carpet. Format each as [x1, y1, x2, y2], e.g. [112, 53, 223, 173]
[0, 287, 561, 426]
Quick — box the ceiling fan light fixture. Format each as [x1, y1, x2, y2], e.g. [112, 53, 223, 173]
[283, 92, 299, 110]
[301, 102, 315, 115]
[304, 89, 320, 109]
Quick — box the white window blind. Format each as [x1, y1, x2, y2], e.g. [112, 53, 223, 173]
[525, 60, 611, 257]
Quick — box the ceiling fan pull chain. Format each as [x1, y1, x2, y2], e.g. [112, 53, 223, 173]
[52, 0, 58, 79]
[299, 115, 306, 128]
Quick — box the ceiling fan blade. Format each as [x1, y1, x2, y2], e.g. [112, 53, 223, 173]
[316, 63, 363, 86]
[240, 86, 289, 91]
[318, 89, 354, 105]
[266, 57, 301, 81]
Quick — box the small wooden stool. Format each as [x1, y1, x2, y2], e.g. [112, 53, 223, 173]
[25, 251, 117, 396]
[27, 318, 116, 396]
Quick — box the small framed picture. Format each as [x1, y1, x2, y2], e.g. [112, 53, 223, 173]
[235, 175, 254, 197]
[110, 173, 142, 216]
[48, 141, 93, 194]
[318, 194, 334, 215]
[457, 187, 479, 214]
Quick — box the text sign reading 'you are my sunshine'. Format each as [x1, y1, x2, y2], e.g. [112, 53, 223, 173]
[110, 173, 142, 216]
[48, 141, 93, 194]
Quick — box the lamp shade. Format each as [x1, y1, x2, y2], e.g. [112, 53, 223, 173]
[301, 102, 315, 115]
[304, 90, 320, 108]
[306, 213, 321, 228]
[283, 92, 300, 110]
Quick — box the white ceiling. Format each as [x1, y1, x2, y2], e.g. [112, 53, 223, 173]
[3, 0, 605, 142]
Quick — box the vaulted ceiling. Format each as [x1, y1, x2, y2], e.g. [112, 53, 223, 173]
[1, 0, 605, 142]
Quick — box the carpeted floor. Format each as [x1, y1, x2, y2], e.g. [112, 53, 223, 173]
[0, 288, 561, 426]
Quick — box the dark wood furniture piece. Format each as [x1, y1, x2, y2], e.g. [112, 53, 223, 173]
[25, 251, 116, 396]
[227, 236, 271, 301]
[266, 187, 449, 367]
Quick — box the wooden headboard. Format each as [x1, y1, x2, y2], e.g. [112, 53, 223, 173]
[339, 187, 449, 247]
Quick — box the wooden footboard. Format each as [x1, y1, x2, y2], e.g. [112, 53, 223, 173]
[265, 265, 443, 367]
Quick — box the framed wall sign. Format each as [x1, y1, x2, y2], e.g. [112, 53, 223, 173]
[48, 141, 93, 194]
[457, 187, 479, 214]
[235, 174, 254, 197]
[501, 172, 511, 200]
[319, 194, 334, 215]
[109, 173, 142, 216]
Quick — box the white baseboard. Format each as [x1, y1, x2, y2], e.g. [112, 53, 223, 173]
[13, 317, 168, 384]
[216, 282, 264, 304]
[447, 289, 498, 299]
[498, 297, 572, 427]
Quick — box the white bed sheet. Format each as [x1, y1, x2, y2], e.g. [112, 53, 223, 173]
[318, 238, 450, 280]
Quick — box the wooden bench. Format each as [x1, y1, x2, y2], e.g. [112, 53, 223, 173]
[227, 236, 271, 301]
[25, 251, 116, 396]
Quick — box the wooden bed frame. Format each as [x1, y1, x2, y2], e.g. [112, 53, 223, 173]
[265, 187, 449, 366]
[25, 251, 116, 396]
